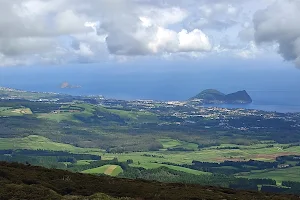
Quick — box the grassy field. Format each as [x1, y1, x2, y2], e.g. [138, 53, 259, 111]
[82, 165, 123, 176]
[1, 135, 300, 164]
[159, 138, 182, 149]
[129, 162, 210, 175]
[0, 135, 103, 154]
[37, 104, 95, 122]
[36, 103, 158, 123]
[37, 112, 77, 122]
[1, 134, 300, 179]
[98, 106, 159, 123]
[239, 167, 300, 184]
[103, 145, 300, 166]
[158, 138, 198, 150]
[0, 107, 32, 116]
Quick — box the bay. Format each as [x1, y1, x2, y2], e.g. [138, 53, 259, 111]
[1, 64, 300, 113]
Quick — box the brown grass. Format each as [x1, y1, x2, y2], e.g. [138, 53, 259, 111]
[104, 165, 117, 175]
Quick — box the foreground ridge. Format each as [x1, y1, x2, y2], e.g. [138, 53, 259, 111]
[0, 162, 298, 200]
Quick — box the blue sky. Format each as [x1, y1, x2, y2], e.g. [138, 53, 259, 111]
[0, 0, 299, 69]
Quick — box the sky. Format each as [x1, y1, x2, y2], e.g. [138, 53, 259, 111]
[0, 0, 299, 69]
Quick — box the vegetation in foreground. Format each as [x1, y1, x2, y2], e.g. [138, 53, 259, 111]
[0, 162, 298, 200]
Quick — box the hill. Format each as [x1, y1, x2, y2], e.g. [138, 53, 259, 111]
[190, 89, 252, 104]
[225, 90, 253, 104]
[190, 89, 225, 101]
[0, 162, 298, 200]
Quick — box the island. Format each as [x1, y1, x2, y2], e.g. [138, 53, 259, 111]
[189, 89, 252, 104]
[60, 82, 81, 89]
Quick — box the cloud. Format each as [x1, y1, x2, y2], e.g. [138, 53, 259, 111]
[0, 0, 216, 66]
[148, 28, 211, 54]
[187, 2, 240, 30]
[235, 41, 259, 59]
[253, 0, 300, 67]
[0, 0, 92, 66]
[178, 29, 212, 52]
[0, 38, 55, 56]
[238, 22, 255, 42]
[0, 0, 285, 66]
[95, 2, 212, 56]
[141, 7, 188, 26]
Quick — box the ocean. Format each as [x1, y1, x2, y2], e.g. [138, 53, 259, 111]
[1, 62, 300, 113]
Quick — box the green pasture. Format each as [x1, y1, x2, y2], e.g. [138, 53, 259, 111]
[0, 134, 300, 179]
[102, 143, 300, 168]
[1, 134, 299, 165]
[100, 106, 158, 123]
[129, 162, 210, 175]
[36, 103, 158, 123]
[158, 138, 198, 150]
[37, 103, 95, 122]
[0, 107, 32, 116]
[159, 138, 182, 148]
[0, 135, 103, 154]
[239, 167, 300, 184]
[37, 113, 77, 122]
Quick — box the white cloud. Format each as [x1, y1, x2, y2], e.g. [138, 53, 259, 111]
[75, 43, 94, 57]
[178, 29, 212, 52]
[0, 0, 292, 66]
[148, 27, 178, 53]
[99, 3, 212, 56]
[147, 28, 212, 53]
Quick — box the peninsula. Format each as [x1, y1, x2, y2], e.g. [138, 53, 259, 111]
[189, 89, 252, 104]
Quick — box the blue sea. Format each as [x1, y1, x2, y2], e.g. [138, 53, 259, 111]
[1, 60, 300, 113]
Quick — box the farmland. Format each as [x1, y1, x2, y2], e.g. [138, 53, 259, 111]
[0, 107, 32, 116]
[239, 167, 300, 184]
[1, 133, 300, 180]
[0, 135, 104, 154]
[1, 88, 300, 193]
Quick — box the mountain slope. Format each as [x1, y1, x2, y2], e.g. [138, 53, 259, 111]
[0, 162, 297, 200]
[190, 89, 225, 101]
[225, 90, 252, 104]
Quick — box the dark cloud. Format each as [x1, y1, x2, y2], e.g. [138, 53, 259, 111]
[106, 32, 150, 56]
[253, 0, 300, 67]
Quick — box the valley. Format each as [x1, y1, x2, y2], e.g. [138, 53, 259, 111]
[1, 87, 300, 194]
